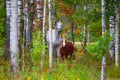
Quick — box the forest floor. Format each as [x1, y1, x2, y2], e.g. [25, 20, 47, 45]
[0, 43, 120, 80]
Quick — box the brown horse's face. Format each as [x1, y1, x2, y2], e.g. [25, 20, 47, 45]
[61, 35, 66, 47]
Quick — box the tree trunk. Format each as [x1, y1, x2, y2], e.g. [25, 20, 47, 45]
[52, 0, 56, 28]
[87, 30, 90, 44]
[48, 0, 53, 72]
[101, 0, 106, 37]
[83, 24, 87, 48]
[10, 0, 19, 75]
[71, 22, 74, 44]
[5, 0, 11, 59]
[101, 57, 106, 80]
[41, 0, 46, 72]
[18, 0, 22, 70]
[18, 0, 22, 46]
[36, 0, 43, 28]
[24, 2, 31, 53]
[109, 16, 115, 60]
[114, 3, 119, 67]
[30, 0, 33, 4]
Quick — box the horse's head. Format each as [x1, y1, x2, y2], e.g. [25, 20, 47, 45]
[61, 34, 66, 47]
[56, 20, 62, 34]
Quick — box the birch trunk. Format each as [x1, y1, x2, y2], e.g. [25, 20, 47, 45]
[109, 16, 115, 60]
[21, 0, 25, 71]
[48, 0, 53, 72]
[87, 1, 90, 44]
[41, 0, 46, 72]
[10, 0, 19, 75]
[24, 2, 31, 53]
[52, 0, 56, 28]
[17, 0, 22, 70]
[36, 0, 41, 20]
[30, 0, 33, 4]
[114, 4, 119, 67]
[83, 5, 87, 48]
[101, 0, 106, 37]
[83, 24, 87, 48]
[87, 31, 90, 44]
[36, 0, 43, 28]
[101, 57, 106, 80]
[5, 0, 11, 59]
[18, 0, 22, 51]
[71, 22, 74, 44]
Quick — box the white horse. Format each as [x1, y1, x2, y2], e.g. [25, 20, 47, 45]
[46, 21, 62, 59]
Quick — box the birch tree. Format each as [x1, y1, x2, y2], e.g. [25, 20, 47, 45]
[101, 0, 106, 37]
[30, 0, 33, 4]
[101, 57, 106, 80]
[83, 24, 87, 47]
[52, 0, 56, 28]
[10, 0, 19, 75]
[83, 5, 88, 48]
[41, 0, 46, 72]
[114, 1, 119, 67]
[5, 0, 11, 59]
[87, 25, 90, 44]
[18, 0, 22, 51]
[24, 1, 31, 53]
[36, 0, 43, 28]
[109, 16, 115, 60]
[48, 0, 53, 72]
[87, 0, 90, 44]
[101, 1, 106, 79]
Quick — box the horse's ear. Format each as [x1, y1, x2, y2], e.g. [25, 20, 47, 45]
[61, 34, 66, 38]
[65, 35, 66, 38]
[64, 34, 66, 38]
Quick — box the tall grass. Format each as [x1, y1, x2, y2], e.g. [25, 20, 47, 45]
[0, 32, 120, 80]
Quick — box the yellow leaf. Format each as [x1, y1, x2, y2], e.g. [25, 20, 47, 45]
[26, 77, 31, 80]
[77, 78, 80, 80]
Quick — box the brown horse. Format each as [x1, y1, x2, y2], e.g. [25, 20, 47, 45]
[60, 34, 74, 60]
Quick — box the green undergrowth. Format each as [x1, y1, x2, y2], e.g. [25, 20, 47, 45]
[0, 52, 120, 80]
[0, 38, 120, 80]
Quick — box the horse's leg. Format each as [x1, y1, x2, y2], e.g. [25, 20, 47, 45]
[53, 47, 56, 60]
[69, 52, 72, 58]
[61, 55, 64, 61]
[56, 46, 60, 62]
[65, 55, 68, 59]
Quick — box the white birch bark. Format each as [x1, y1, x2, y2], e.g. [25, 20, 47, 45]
[24, 2, 31, 53]
[18, 0, 22, 50]
[87, 1, 90, 44]
[114, 4, 119, 67]
[101, 0, 106, 37]
[52, 0, 56, 28]
[30, 0, 33, 4]
[87, 31, 90, 44]
[5, 0, 11, 58]
[10, 0, 19, 75]
[48, 0, 53, 72]
[41, 0, 46, 72]
[87, 25, 90, 44]
[109, 16, 115, 59]
[101, 57, 106, 80]
[36, 0, 43, 25]
[6, 0, 11, 18]
[83, 24, 87, 47]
